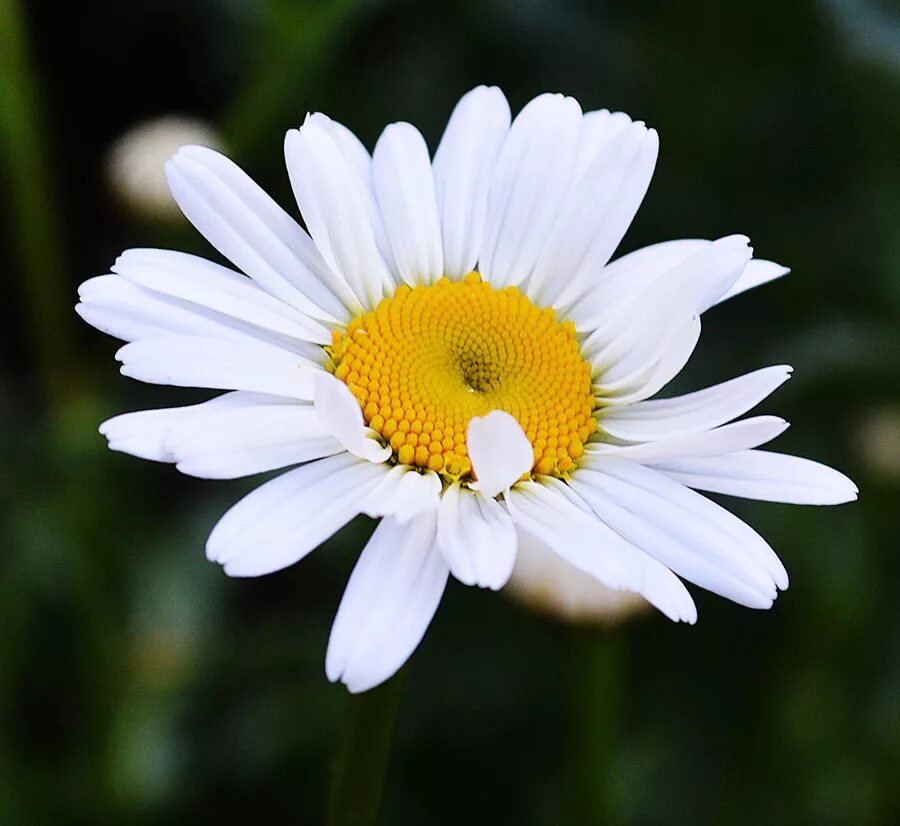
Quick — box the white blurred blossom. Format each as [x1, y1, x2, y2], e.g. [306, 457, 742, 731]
[106, 116, 223, 221]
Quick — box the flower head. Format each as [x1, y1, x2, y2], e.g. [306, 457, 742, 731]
[78, 87, 857, 693]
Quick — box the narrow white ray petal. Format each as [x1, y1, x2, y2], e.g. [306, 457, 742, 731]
[576, 235, 751, 337]
[113, 248, 330, 344]
[432, 85, 511, 278]
[116, 335, 322, 400]
[588, 416, 789, 463]
[655, 450, 859, 505]
[567, 238, 707, 330]
[306, 113, 397, 284]
[573, 458, 788, 605]
[510, 524, 650, 622]
[573, 109, 633, 180]
[479, 93, 582, 289]
[436, 483, 517, 590]
[587, 295, 701, 405]
[600, 365, 793, 441]
[533, 122, 659, 308]
[165, 146, 348, 322]
[78, 275, 297, 347]
[717, 259, 789, 304]
[100, 405, 192, 462]
[326, 511, 449, 693]
[207, 453, 388, 576]
[506, 480, 697, 623]
[100, 392, 340, 476]
[358, 465, 438, 523]
[164, 398, 343, 478]
[313, 373, 391, 463]
[372, 122, 443, 286]
[467, 411, 533, 498]
[391, 470, 442, 523]
[285, 119, 393, 311]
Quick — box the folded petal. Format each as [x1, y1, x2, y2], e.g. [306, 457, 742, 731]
[654, 450, 859, 505]
[326, 511, 449, 693]
[432, 85, 511, 278]
[437, 483, 517, 589]
[207, 452, 388, 576]
[373, 122, 443, 286]
[599, 365, 792, 441]
[467, 411, 533, 498]
[314, 372, 391, 463]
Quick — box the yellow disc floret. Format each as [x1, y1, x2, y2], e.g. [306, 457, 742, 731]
[327, 273, 597, 482]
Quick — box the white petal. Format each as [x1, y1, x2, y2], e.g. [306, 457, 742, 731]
[372, 122, 443, 286]
[100, 392, 341, 476]
[509, 524, 649, 623]
[568, 239, 706, 329]
[466, 411, 533, 498]
[285, 119, 393, 311]
[100, 404, 192, 462]
[600, 365, 793, 441]
[717, 259, 789, 304]
[587, 295, 701, 406]
[163, 396, 342, 478]
[573, 109, 634, 180]
[585, 236, 753, 405]
[573, 235, 752, 334]
[78, 274, 307, 349]
[165, 146, 348, 322]
[532, 122, 659, 308]
[479, 93, 582, 289]
[313, 372, 391, 463]
[436, 483, 517, 589]
[587, 416, 789, 463]
[307, 113, 397, 282]
[360, 465, 441, 523]
[325, 511, 449, 693]
[206, 452, 388, 576]
[116, 335, 321, 400]
[506, 480, 697, 623]
[432, 86, 511, 278]
[572, 458, 787, 607]
[655, 450, 859, 505]
[113, 248, 330, 344]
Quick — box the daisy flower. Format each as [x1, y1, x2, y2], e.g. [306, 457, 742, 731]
[78, 87, 857, 693]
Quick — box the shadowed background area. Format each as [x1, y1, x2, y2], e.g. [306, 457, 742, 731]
[1, 0, 898, 823]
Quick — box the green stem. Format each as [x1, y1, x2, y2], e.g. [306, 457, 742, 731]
[563, 629, 626, 823]
[0, 0, 72, 400]
[326, 671, 407, 826]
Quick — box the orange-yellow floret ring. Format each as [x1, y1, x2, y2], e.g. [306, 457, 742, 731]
[326, 272, 598, 483]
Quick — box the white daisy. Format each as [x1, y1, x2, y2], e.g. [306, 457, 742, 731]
[78, 87, 857, 693]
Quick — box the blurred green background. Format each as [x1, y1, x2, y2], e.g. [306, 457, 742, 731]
[1, 0, 898, 823]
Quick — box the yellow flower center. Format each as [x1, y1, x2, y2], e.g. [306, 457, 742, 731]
[327, 272, 597, 482]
